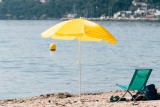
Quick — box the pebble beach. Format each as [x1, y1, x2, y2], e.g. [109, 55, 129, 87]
[0, 89, 160, 107]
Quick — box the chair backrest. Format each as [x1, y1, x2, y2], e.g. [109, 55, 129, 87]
[128, 69, 152, 90]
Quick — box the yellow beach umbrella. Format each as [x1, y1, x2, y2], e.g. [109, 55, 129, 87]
[41, 18, 117, 101]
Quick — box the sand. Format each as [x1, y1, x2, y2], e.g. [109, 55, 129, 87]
[0, 89, 160, 107]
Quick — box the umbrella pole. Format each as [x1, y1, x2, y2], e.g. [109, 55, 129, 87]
[78, 40, 81, 102]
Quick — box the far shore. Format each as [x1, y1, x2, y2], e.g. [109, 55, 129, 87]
[60, 17, 160, 22]
[0, 17, 160, 22]
[1, 88, 160, 107]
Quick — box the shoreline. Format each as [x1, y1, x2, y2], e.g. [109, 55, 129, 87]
[1, 89, 160, 107]
[60, 17, 160, 22]
[1, 18, 160, 22]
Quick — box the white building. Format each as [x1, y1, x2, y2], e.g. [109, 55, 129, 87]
[66, 14, 77, 18]
[155, 10, 160, 19]
[39, 0, 48, 3]
[113, 11, 132, 18]
[132, 1, 147, 7]
[135, 8, 146, 14]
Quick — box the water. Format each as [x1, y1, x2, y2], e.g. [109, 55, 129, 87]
[0, 20, 160, 99]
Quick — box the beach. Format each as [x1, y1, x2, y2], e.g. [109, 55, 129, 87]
[0, 89, 160, 107]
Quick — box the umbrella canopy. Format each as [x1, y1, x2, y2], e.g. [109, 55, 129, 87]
[41, 18, 117, 43]
[41, 18, 117, 101]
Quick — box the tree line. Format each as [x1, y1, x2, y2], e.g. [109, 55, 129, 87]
[0, 0, 159, 20]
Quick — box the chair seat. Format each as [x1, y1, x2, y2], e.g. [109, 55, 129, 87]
[116, 84, 129, 91]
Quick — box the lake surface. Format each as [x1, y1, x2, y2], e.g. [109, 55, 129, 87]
[0, 20, 160, 99]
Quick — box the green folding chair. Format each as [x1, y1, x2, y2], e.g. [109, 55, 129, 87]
[116, 69, 152, 102]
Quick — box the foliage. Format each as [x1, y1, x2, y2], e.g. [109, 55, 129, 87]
[0, 0, 159, 19]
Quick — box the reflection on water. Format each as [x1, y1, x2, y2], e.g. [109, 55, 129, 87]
[0, 20, 160, 99]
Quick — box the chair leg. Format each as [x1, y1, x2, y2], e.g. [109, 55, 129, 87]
[117, 91, 138, 103]
[141, 91, 149, 100]
[128, 91, 136, 103]
[117, 91, 128, 102]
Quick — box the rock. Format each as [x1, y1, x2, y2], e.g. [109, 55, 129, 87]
[55, 93, 73, 98]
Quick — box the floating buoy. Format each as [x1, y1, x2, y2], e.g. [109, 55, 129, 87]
[50, 43, 56, 51]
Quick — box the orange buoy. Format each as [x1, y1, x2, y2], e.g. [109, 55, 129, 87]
[50, 43, 56, 51]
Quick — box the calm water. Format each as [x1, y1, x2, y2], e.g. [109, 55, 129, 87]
[0, 20, 160, 99]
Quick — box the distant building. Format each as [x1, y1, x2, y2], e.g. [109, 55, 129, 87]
[67, 14, 77, 18]
[113, 11, 132, 19]
[39, 0, 48, 3]
[132, 1, 147, 11]
[100, 14, 106, 20]
[62, 13, 77, 19]
[155, 10, 160, 19]
[134, 7, 147, 17]
[132, 1, 148, 18]
[132, 1, 147, 7]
